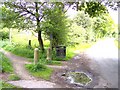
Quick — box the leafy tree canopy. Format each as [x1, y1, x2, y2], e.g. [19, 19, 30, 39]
[79, 1, 108, 17]
[41, 5, 69, 47]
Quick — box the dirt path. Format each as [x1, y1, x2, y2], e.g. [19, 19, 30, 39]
[49, 38, 119, 88]
[0, 48, 99, 89]
[1, 38, 117, 88]
[0, 48, 61, 88]
[50, 53, 101, 88]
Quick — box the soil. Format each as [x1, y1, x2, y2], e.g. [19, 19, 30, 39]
[0, 48, 99, 89]
[0, 48, 61, 88]
[0, 73, 10, 81]
[1, 38, 116, 89]
[50, 53, 100, 88]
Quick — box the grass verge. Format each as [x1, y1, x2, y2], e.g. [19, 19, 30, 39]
[0, 81, 17, 89]
[114, 40, 120, 49]
[25, 63, 53, 80]
[2, 40, 95, 65]
[0, 53, 13, 73]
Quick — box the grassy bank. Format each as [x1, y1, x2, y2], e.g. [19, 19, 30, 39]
[1, 81, 17, 89]
[0, 52, 13, 73]
[114, 40, 120, 49]
[25, 63, 53, 80]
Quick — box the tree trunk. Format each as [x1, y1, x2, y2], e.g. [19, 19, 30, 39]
[38, 30, 44, 52]
[76, 2, 79, 11]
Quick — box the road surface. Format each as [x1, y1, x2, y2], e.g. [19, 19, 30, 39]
[85, 38, 119, 88]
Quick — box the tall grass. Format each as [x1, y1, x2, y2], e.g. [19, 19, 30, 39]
[1, 81, 17, 88]
[25, 63, 53, 80]
[0, 40, 9, 48]
[2, 30, 95, 62]
[0, 53, 13, 73]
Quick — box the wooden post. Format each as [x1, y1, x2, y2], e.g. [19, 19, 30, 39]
[46, 48, 51, 60]
[34, 48, 39, 65]
[28, 40, 31, 47]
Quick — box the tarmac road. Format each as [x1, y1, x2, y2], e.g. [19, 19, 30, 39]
[85, 38, 119, 88]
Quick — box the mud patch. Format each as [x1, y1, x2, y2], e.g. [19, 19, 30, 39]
[61, 71, 92, 87]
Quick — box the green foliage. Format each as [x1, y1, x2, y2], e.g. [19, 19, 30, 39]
[41, 6, 69, 47]
[74, 11, 92, 29]
[70, 11, 94, 44]
[46, 60, 62, 65]
[8, 74, 20, 81]
[1, 6, 28, 30]
[71, 10, 116, 44]
[0, 53, 13, 73]
[79, 1, 108, 17]
[114, 40, 120, 49]
[25, 64, 53, 80]
[0, 40, 9, 49]
[25, 63, 47, 72]
[93, 13, 116, 39]
[3, 45, 34, 58]
[1, 81, 17, 88]
[0, 28, 9, 40]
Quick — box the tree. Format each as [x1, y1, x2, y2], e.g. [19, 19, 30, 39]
[73, 0, 120, 11]
[41, 5, 69, 47]
[1, 6, 26, 29]
[1, 6, 31, 43]
[73, 11, 93, 42]
[4, 2, 72, 52]
[4, 1, 119, 52]
[4, 2, 48, 52]
[93, 13, 116, 40]
[79, 1, 108, 17]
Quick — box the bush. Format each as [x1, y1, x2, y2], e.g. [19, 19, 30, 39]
[26, 63, 47, 72]
[0, 28, 9, 40]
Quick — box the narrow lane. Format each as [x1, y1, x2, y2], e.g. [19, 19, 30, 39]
[85, 38, 119, 88]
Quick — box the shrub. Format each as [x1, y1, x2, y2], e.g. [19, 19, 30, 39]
[25, 63, 46, 72]
[0, 28, 9, 40]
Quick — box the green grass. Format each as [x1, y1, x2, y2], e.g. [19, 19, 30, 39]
[46, 60, 62, 65]
[3, 41, 94, 62]
[0, 81, 17, 89]
[8, 74, 20, 81]
[65, 42, 95, 60]
[1, 31, 95, 67]
[0, 53, 13, 73]
[114, 40, 120, 49]
[25, 63, 53, 80]
[0, 40, 9, 48]
[3, 45, 34, 58]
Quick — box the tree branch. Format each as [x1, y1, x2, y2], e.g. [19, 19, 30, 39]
[13, 2, 36, 16]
